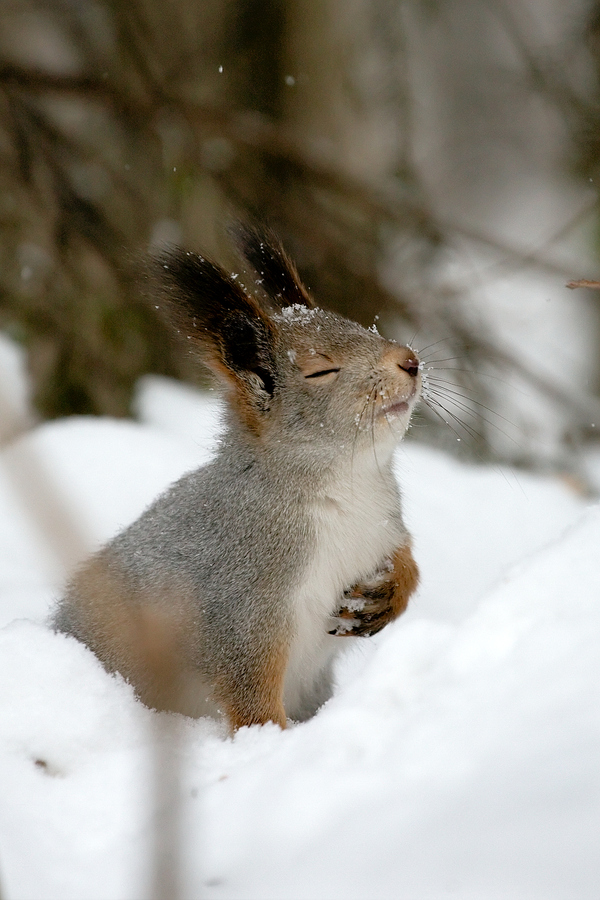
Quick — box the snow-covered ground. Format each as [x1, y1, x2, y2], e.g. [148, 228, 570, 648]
[0, 347, 599, 900]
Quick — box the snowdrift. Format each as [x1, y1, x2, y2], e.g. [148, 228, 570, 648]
[0, 366, 598, 900]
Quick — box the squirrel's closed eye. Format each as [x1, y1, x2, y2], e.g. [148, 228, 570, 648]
[304, 367, 340, 380]
[299, 354, 340, 382]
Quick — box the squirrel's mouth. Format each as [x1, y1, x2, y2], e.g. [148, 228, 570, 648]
[379, 385, 419, 419]
[380, 399, 410, 418]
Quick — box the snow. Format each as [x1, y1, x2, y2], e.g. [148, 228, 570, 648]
[0, 350, 598, 899]
[278, 304, 317, 322]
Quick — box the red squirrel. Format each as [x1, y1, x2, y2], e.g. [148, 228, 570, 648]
[53, 225, 420, 730]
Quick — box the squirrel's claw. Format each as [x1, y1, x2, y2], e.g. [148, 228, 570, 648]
[328, 614, 359, 636]
[330, 604, 391, 637]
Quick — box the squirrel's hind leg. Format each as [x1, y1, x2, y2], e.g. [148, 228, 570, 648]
[217, 640, 289, 731]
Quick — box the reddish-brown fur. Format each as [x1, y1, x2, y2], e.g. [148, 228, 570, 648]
[218, 640, 289, 730]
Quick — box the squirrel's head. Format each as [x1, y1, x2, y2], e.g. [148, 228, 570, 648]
[153, 225, 421, 466]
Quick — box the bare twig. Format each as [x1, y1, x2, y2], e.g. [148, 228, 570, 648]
[566, 279, 600, 290]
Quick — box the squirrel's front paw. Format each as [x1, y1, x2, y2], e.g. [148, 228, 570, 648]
[329, 576, 396, 638]
[329, 545, 418, 638]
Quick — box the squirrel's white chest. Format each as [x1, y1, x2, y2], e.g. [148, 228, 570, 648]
[283, 471, 403, 718]
[310, 477, 401, 595]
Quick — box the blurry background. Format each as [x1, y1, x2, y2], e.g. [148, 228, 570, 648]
[1, 0, 600, 475]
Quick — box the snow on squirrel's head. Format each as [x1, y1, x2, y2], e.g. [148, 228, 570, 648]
[153, 224, 421, 463]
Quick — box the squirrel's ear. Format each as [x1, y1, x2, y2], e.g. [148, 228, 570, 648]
[231, 223, 314, 310]
[153, 249, 277, 407]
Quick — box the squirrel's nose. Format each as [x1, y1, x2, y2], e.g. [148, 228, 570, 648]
[381, 343, 420, 379]
[396, 346, 420, 377]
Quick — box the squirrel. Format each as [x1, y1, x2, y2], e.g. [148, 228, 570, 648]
[52, 224, 421, 731]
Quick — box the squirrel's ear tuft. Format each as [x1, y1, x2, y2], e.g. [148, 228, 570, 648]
[231, 223, 314, 310]
[152, 249, 277, 405]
